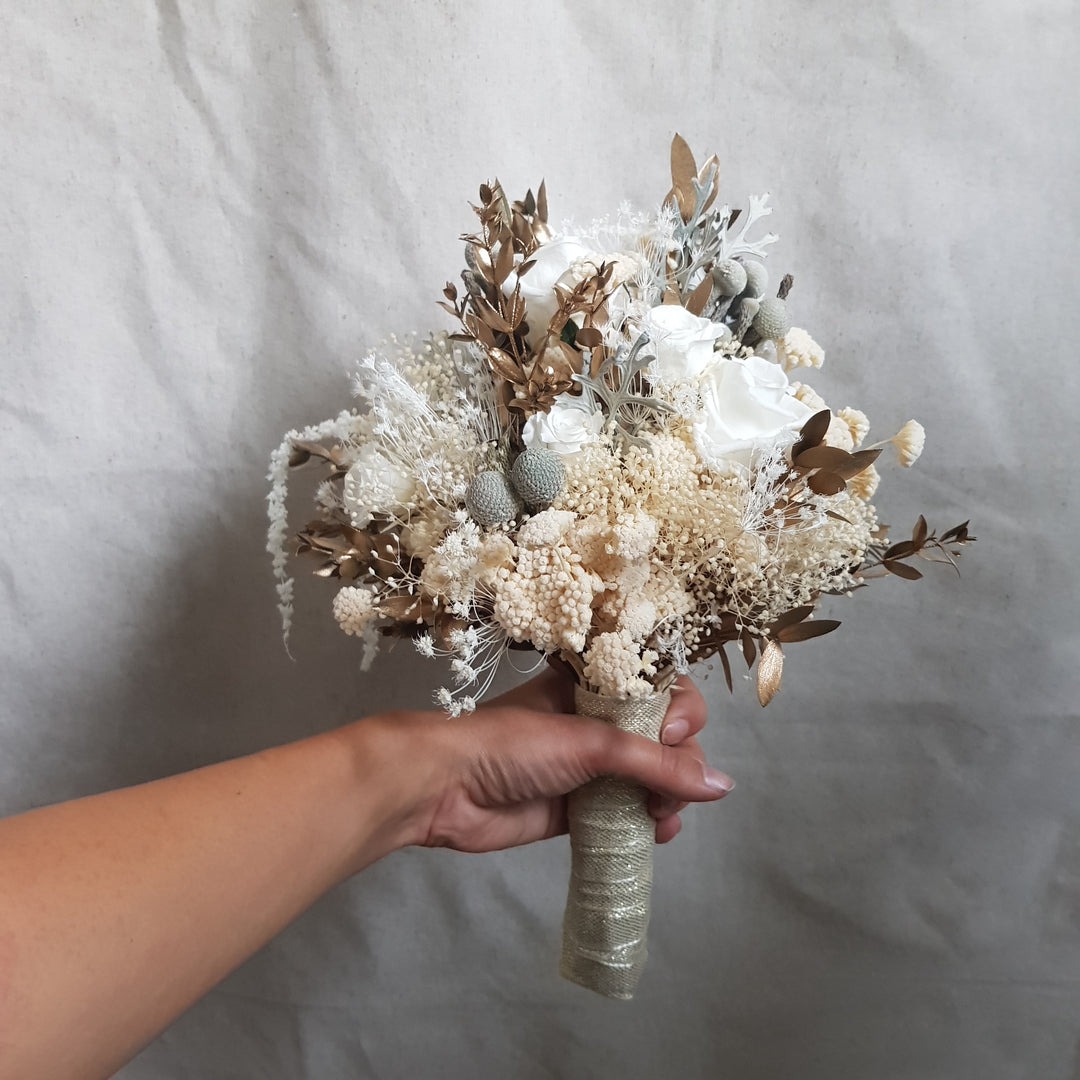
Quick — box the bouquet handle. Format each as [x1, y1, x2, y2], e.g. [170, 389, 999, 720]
[560, 684, 670, 999]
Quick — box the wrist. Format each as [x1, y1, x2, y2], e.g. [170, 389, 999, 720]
[327, 710, 451, 868]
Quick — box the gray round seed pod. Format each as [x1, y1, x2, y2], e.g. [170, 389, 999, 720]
[465, 471, 522, 526]
[740, 261, 769, 300]
[752, 297, 791, 341]
[510, 447, 565, 506]
[734, 297, 759, 340]
[711, 259, 747, 297]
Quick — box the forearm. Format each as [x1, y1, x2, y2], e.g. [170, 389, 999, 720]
[0, 674, 727, 1078]
[0, 717, 420, 1080]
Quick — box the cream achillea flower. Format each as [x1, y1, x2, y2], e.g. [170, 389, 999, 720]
[837, 407, 870, 448]
[889, 420, 926, 467]
[777, 327, 825, 371]
[790, 381, 828, 413]
[583, 630, 654, 699]
[492, 540, 603, 655]
[825, 415, 856, 452]
[332, 586, 378, 636]
[847, 464, 881, 499]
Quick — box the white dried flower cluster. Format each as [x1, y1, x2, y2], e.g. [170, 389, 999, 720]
[492, 536, 603, 654]
[778, 327, 825, 371]
[565, 251, 647, 292]
[332, 586, 378, 636]
[837, 407, 870, 447]
[790, 381, 828, 413]
[421, 520, 511, 616]
[347, 338, 497, 560]
[890, 420, 926, 467]
[583, 630, 656, 699]
[848, 463, 881, 499]
[415, 612, 509, 715]
[825, 415, 857, 452]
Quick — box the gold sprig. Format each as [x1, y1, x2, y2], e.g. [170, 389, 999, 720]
[439, 181, 618, 422]
[860, 517, 975, 580]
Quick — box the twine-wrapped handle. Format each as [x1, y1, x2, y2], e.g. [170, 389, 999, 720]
[560, 685, 670, 999]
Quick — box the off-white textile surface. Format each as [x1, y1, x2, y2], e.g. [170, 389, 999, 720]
[2, 3, 1077, 1077]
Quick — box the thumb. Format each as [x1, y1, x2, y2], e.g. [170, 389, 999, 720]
[583, 725, 735, 803]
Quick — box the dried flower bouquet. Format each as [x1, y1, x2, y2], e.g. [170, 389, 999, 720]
[268, 135, 972, 998]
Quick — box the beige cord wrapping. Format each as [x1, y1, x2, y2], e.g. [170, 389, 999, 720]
[560, 685, 670, 999]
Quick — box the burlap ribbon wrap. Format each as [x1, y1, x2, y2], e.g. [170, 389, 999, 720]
[560, 684, 670, 999]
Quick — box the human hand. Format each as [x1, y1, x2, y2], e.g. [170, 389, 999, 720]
[377, 667, 733, 854]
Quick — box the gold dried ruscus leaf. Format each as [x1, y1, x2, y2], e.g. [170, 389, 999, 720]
[756, 639, 784, 707]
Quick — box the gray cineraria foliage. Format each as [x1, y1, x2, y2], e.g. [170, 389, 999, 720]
[665, 169, 779, 315]
[573, 333, 675, 449]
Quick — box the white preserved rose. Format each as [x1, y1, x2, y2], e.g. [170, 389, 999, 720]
[642, 304, 729, 382]
[693, 354, 814, 461]
[522, 400, 606, 455]
[342, 444, 416, 527]
[514, 236, 591, 345]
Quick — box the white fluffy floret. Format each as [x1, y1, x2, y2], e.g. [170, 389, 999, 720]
[848, 463, 881, 499]
[837, 407, 870, 448]
[825, 415, 856, 452]
[790, 381, 828, 413]
[583, 630, 654, 699]
[492, 542, 603, 654]
[516, 509, 577, 549]
[332, 586, 378, 636]
[890, 420, 926, 467]
[778, 327, 825, 371]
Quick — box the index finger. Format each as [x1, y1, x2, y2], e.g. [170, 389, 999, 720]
[482, 664, 576, 715]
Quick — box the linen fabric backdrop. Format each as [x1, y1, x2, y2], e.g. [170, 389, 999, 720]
[2, 3, 1077, 1078]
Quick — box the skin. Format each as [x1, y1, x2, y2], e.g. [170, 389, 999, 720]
[0, 670, 731, 1080]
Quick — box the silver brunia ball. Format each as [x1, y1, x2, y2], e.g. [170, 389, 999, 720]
[465, 470, 523, 527]
[510, 447, 566, 507]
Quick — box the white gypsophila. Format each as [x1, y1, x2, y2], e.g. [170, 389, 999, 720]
[693, 354, 814, 462]
[351, 349, 488, 521]
[641, 304, 729, 382]
[522, 399, 606, 455]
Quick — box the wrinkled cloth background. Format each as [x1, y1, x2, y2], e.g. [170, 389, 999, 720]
[2, 3, 1078, 1078]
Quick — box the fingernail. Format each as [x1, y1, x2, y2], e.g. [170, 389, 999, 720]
[661, 719, 688, 745]
[703, 767, 735, 793]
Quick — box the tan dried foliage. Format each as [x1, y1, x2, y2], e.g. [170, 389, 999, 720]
[441, 178, 619, 420]
[860, 516, 975, 581]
